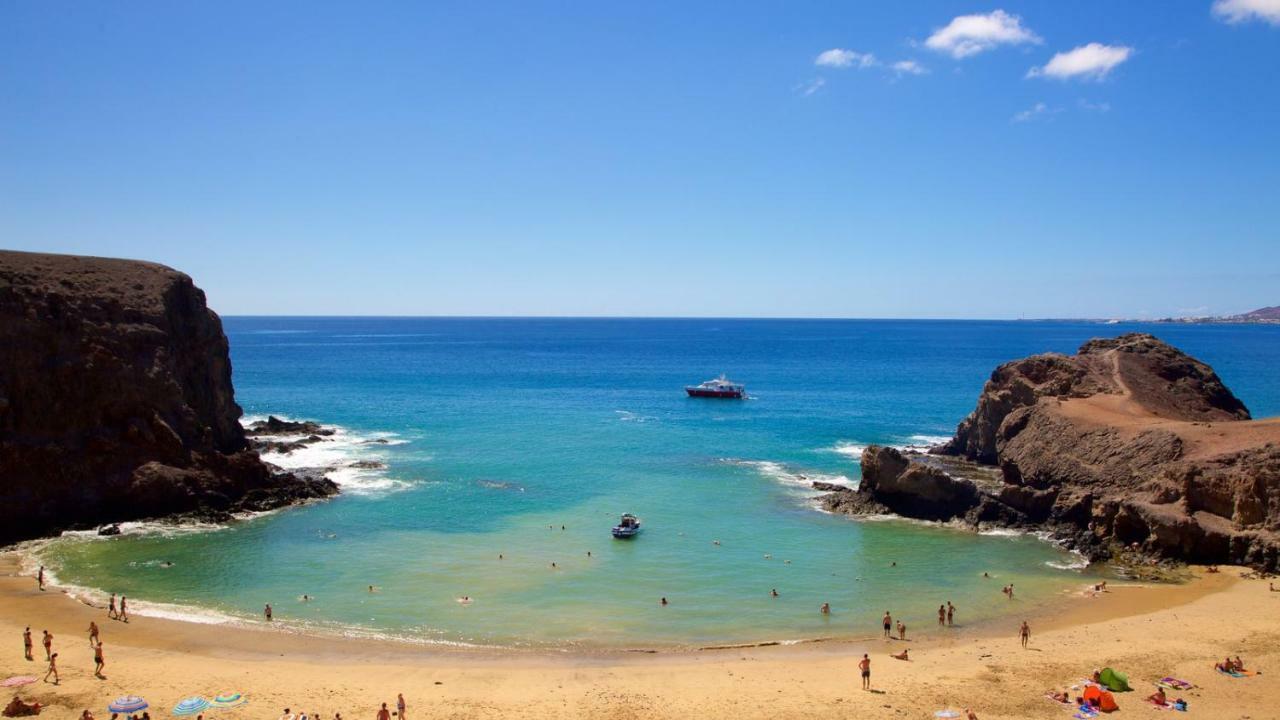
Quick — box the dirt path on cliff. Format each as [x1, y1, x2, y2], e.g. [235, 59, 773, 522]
[1051, 349, 1280, 460]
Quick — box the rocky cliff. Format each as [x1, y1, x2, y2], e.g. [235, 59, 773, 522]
[0, 250, 336, 544]
[821, 333, 1280, 570]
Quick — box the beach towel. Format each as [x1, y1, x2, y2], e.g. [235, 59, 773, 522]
[1099, 667, 1132, 692]
[1073, 708, 1099, 720]
[1158, 677, 1192, 690]
[1217, 667, 1247, 678]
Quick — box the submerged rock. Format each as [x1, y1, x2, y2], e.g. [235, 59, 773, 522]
[0, 250, 338, 544]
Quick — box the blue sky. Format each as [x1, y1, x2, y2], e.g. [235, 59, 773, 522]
[2, 1, 1278, 318]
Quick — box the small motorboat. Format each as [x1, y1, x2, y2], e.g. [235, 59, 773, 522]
[612, 513, 642, 539]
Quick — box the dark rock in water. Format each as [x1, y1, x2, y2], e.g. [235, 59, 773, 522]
[0, 250, 338, 545]
[348, 460, 387, 470]
[362, 438, 390, 445]
[245, 415, 335, 437]
[826, 333, 1280, 571]
[810, 481, 851, 493]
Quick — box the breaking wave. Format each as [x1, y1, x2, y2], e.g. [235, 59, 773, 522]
[243, 414, 418, 496]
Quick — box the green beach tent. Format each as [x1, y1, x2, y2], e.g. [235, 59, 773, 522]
[1099, 667, 1132, 692]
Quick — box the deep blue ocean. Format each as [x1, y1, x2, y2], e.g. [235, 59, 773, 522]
[38, 319, 1280, 648]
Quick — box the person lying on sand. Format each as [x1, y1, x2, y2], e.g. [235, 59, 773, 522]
[4, 695, 41, 717]
[890, 649, 908, 661]
[1046, 689, 1069, 703]
[1147, 687, 1167, 705]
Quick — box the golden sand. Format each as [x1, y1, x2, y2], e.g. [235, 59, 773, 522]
[2, 553, 1277, 719]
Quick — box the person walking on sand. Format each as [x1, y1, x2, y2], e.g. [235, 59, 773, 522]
[43, 652, 58, 684]
[108, 593, 118, 620]
[947, 602, 955, 626]
[882, 611, 892, 638]
[88, 621, 100, 647]
[376, 703, 391, 720]
[41, 630, 52, 661]
[396, 693, 406, 719]
[120, 596, 129, 622]
[94, 641, 105, 678]
[37, 566, 45, 591]
[858, 654, 871, 690]
[1019, 620, 1030, 648]
[265, 603, 273, 621]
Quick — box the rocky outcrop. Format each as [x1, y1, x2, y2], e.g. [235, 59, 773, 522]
[0, 250, 337, 544]
[822, 334, 1280, 570]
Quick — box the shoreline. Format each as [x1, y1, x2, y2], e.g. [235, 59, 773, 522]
[3, 553, 1279, 718]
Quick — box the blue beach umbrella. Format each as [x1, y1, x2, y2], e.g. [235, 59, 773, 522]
[173, 697, 211, 716]
[210, 693, 248, 710]
[108, 696, 149, 714]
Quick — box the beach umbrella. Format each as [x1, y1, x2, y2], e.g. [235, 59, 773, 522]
[0, 676, 37, 687]
[210, 693, 248, 710]
[173, 697, 211, 716]
[108, 696, 149, 714]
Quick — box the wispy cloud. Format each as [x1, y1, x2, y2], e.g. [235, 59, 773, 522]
[796, 77, 827, 97]
[1012, 102, 1051, 122]
[1078, 98, 1111, 112]
[924, 10, 1041, 59]
[891, 60, 929, 76]
[1028, 43, 1133, 80]
[1212, 0, 1280, 25]
[815, 49, 878, 69]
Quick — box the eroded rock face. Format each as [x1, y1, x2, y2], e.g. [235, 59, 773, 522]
[0, 250, 336, 544]
[822, 334, 1280, 570]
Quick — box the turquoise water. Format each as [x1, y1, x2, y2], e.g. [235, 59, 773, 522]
[39, 320, 1280, 648]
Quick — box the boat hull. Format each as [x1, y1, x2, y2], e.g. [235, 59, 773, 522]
[685, 388, 744, 398]
[612, 527, 641, 538]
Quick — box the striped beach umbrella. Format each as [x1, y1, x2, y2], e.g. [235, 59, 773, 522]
[173, 697, 211, 716]
[210, 693, 248, 710]
[108, 696, 149, 714]
[0, 676, 37, 687]
[108, 696, 149, 712]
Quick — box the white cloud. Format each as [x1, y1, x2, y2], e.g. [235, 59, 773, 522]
[1027, 43, 1133, 80]
[1012, 101, 1050, 122]
[891, 60, 929, 76]
[925, 10, 1041, 58]
[1212, 0, 1280, 25]
[1078, 98, 1111, 112]
[796, 78, 826, 97]
[815, 49, 878, 69]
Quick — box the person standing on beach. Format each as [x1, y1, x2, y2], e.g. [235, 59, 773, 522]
[88, 621, 100, 647]
[938, 604, 946, 626]
[376, 703, 390, 720]
[396, 693, 406, 719]
[94, 641, 105, 678]
[882, 611, 892, 638]
[947, 602, 955, 626]
[265, 603, 273, 621]
[858, 654, 871, 690]
[43, 652, 58, 684]
[41, 630, 52, 661]
[120, 596, 129, 622]
[896, 621, 906, 640]
[37, 566, 45, 591]
[1019, 620, 1030, 648]
[22, 627, 33, 661]
[108, 593, 118, 620]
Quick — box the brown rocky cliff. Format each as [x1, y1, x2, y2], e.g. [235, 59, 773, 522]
[824, 333, 1280, 570]
[0, 250, 336, 544]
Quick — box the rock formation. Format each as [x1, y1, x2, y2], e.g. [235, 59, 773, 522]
[0, 250, 337, 544]
[821, 333, 1280, 570]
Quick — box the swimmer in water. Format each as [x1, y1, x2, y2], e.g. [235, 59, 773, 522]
[821, 602, 830, 615]
[771, 589, 779, 597]
[660, 597, 668, 606]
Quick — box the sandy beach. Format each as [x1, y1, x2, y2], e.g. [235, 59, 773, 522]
[3, 554, 1277, 719]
